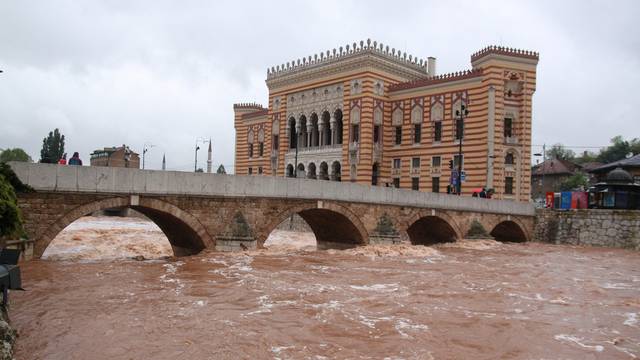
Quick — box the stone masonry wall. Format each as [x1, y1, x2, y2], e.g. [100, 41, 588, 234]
[534, 209, 640, 250]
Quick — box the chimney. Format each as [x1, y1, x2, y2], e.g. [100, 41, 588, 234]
[427, 57, 436, 76]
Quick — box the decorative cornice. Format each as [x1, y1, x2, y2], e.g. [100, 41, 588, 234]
[266, 39, 431, 90]
[388, 69, 483, 92]
[471, 45, 539, 63]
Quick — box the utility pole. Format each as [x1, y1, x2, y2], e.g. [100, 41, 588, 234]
[194, 137, 208, 172]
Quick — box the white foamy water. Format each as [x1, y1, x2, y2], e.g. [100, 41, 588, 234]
[16, 215, 640, 359]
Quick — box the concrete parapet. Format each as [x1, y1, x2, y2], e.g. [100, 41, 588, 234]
[9, 162, 534, 217]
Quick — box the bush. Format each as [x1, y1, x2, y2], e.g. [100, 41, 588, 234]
[466, 220, 491, 239]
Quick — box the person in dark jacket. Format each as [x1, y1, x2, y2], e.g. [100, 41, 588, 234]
[68, 152, 83, 166]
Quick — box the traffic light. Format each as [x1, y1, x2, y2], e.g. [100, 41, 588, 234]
[448, 160, 454, 169]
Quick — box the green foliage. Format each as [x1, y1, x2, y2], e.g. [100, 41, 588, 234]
[573, 151, 598, 165]
[0, 174, 25, 239]
[546, 144, 575, 161]
[0, 163, 33, 193]
[374, 213, 398, 236]
[0, 148, 33, 163]
[216, 164, 227, 174]
[39, 128, 65, 163]
[559, 172, 588, 191]
[597, 136, 638, 164]
[466, 220, 490, 239]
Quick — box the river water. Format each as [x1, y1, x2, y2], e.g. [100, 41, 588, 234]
[11, 217, 640, 359]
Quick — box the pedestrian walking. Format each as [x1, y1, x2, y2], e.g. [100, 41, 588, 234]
[68, 152, 83, 166]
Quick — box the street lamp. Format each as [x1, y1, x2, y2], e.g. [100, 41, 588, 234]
[194, 137, 208, 172]
[142, 143, 155, 170]
[534, 144, 546, 201]
[455, 104, 469, 195]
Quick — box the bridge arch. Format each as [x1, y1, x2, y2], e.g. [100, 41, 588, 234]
[35, 196, 213, 258]
[259, 202, 368, 249]
[489, 218, 530, 243]
[403, 211, 462, 245]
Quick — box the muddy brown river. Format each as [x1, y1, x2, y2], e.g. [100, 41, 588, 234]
[11, 217, 640, 359]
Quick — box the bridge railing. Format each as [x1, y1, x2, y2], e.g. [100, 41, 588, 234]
[8, 162, 534, 216]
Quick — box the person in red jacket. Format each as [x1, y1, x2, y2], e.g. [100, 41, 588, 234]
[58, 153, 67, 165]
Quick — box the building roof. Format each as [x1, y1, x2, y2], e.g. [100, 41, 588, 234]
[579, 161, 604, 172]
[532, 158, 581, 176]
[590, 154, 640, 173]
[90, 145, 139, 157]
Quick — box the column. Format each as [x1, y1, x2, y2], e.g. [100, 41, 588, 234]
[330, 114, 336, 146]
[307, 124, 313, 149]
[319, 122, 325, 147]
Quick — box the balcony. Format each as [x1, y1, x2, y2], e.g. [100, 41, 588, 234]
[410, 167, 420, 176]
[430, 166, 441, 175]
[391, 168, 401, 176]
[286, 143, 341, 155]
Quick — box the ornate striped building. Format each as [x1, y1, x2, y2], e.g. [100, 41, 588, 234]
[234, 40, 538, 201]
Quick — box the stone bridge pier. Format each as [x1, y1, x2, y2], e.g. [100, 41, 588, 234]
[10, 162, 535, 258]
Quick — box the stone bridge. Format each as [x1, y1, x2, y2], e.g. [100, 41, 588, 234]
[9, 162, 535, 258]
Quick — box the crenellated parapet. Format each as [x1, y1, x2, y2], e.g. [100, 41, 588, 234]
[471, 45, 539, 63]
[266, 39, 434, 87]
[233, 102, 266, 111]
[388, 69, 483, 92]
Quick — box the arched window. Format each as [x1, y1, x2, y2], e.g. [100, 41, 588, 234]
[505, 152, 515, 165]
[334, 109, 343, 145]
[288, 117, 297, 149]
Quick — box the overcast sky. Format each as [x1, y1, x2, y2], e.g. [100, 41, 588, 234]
[1, 0, 639, 172]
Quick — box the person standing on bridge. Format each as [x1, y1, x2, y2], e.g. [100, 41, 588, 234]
[68, 152, 83, 166]
[57, 153, 67, 165]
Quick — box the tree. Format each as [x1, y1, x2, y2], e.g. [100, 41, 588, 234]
[0, 163, 31, 239]
[596, 136, 638, 164]
[216, 164, 227, 174]
[39, 128, 65, 163]
[546, 144, 575, 161]
[0, 148, 33, 163]
[559, 172, 588, 191]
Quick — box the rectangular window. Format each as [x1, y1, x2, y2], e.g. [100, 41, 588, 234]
[393, 177, 400, 188]
[432, 156, 441, 167]
[258, 166, 263, 174]
[249, 144, 254, 158]
[248, 167, 253, 175]
[434, 121, 442, 142]
[259, 142, 264, 157]
[505, 177, 514, 195]
[504, 118, 513, 138]
[411, 177, 420, 191]
[395, 126, 402, 145]
[393, 158, 401, 169]
[352, 124, 359, 142]
[432, 177, 440, 193]
[373, 125, 380, 143]
[414, 124, 421, 143]
[453, 154, 464, 169]
[273, 135, 279, 150]
[455, 118, 464, 140]
[412, 157, 420, 169]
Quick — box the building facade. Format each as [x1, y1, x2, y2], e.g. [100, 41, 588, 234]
[90, 145, 140, 168]
[234, 40, 538, 201]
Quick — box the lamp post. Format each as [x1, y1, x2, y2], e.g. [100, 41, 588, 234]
[534, 144, 546, 201]
[194, 137, 208, 172]
[142, 143, 155, 170]
[455, 104, 469, 195]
